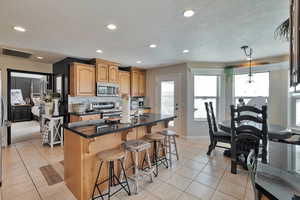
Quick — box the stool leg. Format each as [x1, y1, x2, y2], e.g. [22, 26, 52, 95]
[119, 159, 131, 196]
[161, 140, 169, 168]
[173, 135, 179, 161]
[92, 161, 104, 200]
[153, 141, 159, 177]
[108, 161, 113, 200]
[134, 151, 139, 194]
[145, 149, 153, 182]
[168, 136, 172, 168]
[119, 151, 127, 182]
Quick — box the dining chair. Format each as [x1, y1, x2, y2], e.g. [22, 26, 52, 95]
[247, 149, 261, 200]
[230, 105, 268, 174]
[205, 102, 231, 156]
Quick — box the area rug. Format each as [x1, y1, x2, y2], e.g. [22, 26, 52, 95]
[39, 160, 64, 186]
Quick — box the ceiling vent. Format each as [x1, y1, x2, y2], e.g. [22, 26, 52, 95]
[2, 48, 32, 58]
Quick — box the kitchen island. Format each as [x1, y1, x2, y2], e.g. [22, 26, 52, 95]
[63, 114, 176, 200]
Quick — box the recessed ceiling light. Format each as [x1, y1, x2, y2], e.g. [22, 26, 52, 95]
[96, 49, 103, 53]
[36, 56, 43, 59]
[183, 10, 195, 18]
[13, 26, 26, 32]
[149, 44, 157, 48]
[182, 49, 190, 54]
[106, 24, 117, 30]
[136, 61, 142, 64]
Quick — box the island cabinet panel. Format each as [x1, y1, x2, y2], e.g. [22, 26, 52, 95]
[70, 63, 95, 96]
[64, 121, 166, 200]
[108, 65, 119, 83]
[96, 63, 109, 82]
[119, 71, 130, 95]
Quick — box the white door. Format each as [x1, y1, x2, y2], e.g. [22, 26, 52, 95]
[156, 73, 182, 135]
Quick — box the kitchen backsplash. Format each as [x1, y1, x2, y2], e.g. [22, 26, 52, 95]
[68, 96, 121, 112]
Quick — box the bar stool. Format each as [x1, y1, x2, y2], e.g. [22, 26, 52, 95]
[92, 148, 131, 200]
[159, 130, 179, 168]
[122, 139, 154, 194]
[143, 133, 168, 177]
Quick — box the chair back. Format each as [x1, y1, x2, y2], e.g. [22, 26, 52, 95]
[205, 102, 218, 139]
[230, 105, 268, 162]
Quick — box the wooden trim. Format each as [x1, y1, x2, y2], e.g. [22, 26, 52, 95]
[92, 58, 120, 66]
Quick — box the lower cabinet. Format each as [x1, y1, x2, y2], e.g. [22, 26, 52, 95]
[12, 105, 32, 122]
[70, 114, 101, 122]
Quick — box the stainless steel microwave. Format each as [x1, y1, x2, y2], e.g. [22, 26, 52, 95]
[96, 83, 119, 97]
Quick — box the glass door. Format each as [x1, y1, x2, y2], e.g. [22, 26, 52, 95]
[157, 73, 182, 134]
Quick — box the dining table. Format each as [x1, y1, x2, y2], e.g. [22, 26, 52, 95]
[218, 120, 300, 145]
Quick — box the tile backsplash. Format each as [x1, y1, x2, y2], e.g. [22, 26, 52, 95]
[68, 96, 121, 112]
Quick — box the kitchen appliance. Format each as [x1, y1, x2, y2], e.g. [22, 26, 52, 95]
[138, 97, 144, 107]
[96, 83, 119, 97]
[92, 102, 122, 119]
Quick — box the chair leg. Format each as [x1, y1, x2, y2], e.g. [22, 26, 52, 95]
[207, 141, 216, 156]
[92, 161, 104, 200]
[172, 135, 179, 161]
[134, 152, 139, 194]
[231, 160, 237, 174]
[161, 140, 169, 169]
[153, 141, 159, 177]
[119, 159, 131, 196]
[108, 161, 113, 200]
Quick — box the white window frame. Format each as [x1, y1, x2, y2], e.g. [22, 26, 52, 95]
[290, 90, 300, 128]
[233, 71, 270, 106]
[193, 74, 220, 121]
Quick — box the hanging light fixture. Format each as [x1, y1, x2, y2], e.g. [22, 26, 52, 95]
[241, 45, 254, 83]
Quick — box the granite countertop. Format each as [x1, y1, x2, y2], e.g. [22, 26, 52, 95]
[255, 141, 300, 199]
[64, 113, 176, 138]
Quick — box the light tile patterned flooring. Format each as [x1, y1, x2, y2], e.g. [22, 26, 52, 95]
[1, 137, 254, 200]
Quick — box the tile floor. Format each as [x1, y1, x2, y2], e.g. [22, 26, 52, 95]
[0, 137, 255, 200]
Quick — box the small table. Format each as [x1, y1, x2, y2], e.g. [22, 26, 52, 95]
[41, 115, 64, 148]
[255, 142, 300, 200]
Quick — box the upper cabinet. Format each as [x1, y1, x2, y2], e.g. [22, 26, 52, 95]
[108, 65, 119, 83]
[96, 62, 109, 82]
[131, 68, 146, 97]
[70, 63, 95, 96]
[93, 59, 119, 84]
[119, 71, 130, 95]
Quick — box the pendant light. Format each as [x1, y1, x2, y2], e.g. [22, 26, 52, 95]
[241, 45, 254, 83]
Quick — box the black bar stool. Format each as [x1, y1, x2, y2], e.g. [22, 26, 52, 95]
[92, 147, 131, 200]
[143, 133, 168, 177]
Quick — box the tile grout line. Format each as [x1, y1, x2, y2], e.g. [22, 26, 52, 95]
[15, 143, 44, 200]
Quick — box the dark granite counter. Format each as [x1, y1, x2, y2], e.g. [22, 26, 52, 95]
[64, 113, 176, 138]
[255, 141, 300, 199]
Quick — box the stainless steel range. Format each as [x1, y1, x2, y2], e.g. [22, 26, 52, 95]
[92, 102, 121, 119]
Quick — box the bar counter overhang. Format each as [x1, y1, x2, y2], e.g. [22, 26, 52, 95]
[63, 114, 176, 200]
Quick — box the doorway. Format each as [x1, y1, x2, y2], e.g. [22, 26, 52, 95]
[156, 73, 183, 135]
[7, 69, 52, 145]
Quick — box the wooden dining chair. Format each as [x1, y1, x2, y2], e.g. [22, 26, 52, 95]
[230, 105, 268, 174]
[205, 102, 231, 156]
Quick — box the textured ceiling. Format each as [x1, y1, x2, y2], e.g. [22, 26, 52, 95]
[0, 0, 289, 67]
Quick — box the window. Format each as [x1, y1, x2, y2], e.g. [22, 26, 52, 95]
[160, 81, 175, 126]
[194, 75, 218, 120]
[234, 72, 269, 105]
[296, 99, 300, 126]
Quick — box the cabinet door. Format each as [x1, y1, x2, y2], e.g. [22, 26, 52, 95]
[96, 63, 109, 82]
[119, 71, 130, 95]
[131, 70, 139, 96]
[70, 63, 95, 96]
[108, 65, 119, 83]
[138, 71, 146, 96]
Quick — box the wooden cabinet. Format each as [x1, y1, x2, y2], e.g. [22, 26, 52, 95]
[70, 63, 95, 96]
[131, 68, 146, 97]
[119, 71, 130, 95]
[70, 114, 101, 122]
[96, 62, 109, 82]
[108, 65, 119, 83]
[138, 70, 146, 96]
[93, 59, 119, 83]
